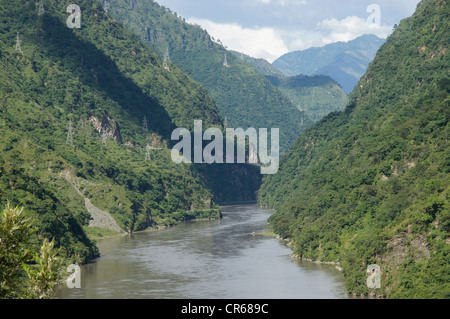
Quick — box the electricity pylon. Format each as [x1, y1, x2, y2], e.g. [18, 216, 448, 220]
[15, 33, 22, 53]
[37, 0, 45, 16]
[223, 53, 230, 67]
[163, 47, 170, 71]
[143, 115, 148, 132]
[66, 120, 74, 146]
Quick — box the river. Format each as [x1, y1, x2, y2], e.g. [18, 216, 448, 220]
[57, 204, 348, 299]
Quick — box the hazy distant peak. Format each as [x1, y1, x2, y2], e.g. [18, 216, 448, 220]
[272, 34, 386, 93]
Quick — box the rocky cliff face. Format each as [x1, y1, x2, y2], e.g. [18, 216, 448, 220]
[88, 115, 122, 143]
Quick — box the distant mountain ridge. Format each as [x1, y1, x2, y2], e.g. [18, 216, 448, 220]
[273, 34, 386, 93]
[231, 51, 285, 77]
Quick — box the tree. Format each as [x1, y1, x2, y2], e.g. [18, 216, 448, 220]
[0, 203, 63, 299]
[23, 238, 63, 299]
[0, 203, 34, 298]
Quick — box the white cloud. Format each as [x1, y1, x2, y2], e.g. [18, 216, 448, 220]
[187, 18, 289, 63]
[187, 13, 393, 63]
[317, 15, 392, 44]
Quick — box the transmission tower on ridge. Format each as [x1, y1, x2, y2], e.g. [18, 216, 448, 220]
[66, 120, 74, 146]
[15, 33, 22, 53]
[143, 115, 148, 131]
[223, 53, 230, 67]
[163, 47, 171, 71]
[37, 0, 45, 16]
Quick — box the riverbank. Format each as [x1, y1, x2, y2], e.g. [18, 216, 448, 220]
[84, 209, 223, 242]
[84, 226, 128, 241]
[267, 230, 345, 272]
[264, 225, 385, 299]
[256, 204, 345, 272]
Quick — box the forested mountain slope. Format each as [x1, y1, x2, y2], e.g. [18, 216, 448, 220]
[0, 0, 238, 263]
[259, 0, 449, 298]
[106, 0, 312, 152]
[231, 51, 285, 77]
[266, 74, 349, 123]
[233, 52, 349, 123]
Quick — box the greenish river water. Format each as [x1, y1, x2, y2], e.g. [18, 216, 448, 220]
[57, 204, 348, 299]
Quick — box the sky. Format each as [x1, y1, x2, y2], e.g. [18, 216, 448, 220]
[154, 0, 421, 62]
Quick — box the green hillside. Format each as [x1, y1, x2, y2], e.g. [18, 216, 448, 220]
[266, 74, 349, 123]
[0, 0, 242, 264]
[234, 52, 349, 123]
[231, 51, 285, 77]
[105, 0, 312, 152]
[259, 0, 449, 298]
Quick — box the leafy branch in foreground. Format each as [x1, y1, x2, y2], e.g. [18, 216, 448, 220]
[0, 203, 34, 298]
[23, 238, 63, 299]
[0, 203, 63, 299]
